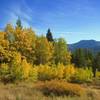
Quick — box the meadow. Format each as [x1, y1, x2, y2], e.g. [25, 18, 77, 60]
[0, 78, 100, 100]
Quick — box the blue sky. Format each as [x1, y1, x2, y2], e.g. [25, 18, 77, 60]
[0, 0, 100, 43]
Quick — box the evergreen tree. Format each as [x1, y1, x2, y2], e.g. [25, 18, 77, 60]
[82, 49, 93, 67]
[72, 49, 86, 68]
[96, 52, 100, 71]
[16, 18, 22, 29]
[46, 29, 53, 42]
[72, 49, 93, 68]
[93, 52, 100, 77]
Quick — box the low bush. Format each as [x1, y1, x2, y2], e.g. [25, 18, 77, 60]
[96, 71, 100, 78]
[37, 64, 56, 81]
[70, 68, 93, 83]
[64, 64, 76, 81]
[0, 63, 14, 83]
[29, 67, 38, 81]
[0, 61, 93, 84]
[0, 52, 38, 83]
[36, 80, 85, 96]
[37, 64, 76, 81]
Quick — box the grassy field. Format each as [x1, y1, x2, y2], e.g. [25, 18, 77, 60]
[0, 79, 99, 100]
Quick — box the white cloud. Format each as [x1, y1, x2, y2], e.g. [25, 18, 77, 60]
[5, 0, 33, 28]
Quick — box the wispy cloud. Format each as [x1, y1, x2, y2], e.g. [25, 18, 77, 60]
[5, 0, 33, 28]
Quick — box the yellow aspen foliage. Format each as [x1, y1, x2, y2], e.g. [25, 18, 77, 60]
[14, 28, 36, 48]
[35, 36, 53, 65]
[37, 64, 55, 80]
[29, 67, 38, 81]
[10, 52, 23, 80]
[12, 27, 36, 64]
[37, 64, 76, 81]
[0, 40, 9, 49]
[21, 59, 31, 79]
[0, 63, 9, 75]
[56, 63, 65, 79]
[0, 32, 9, 49]
[11, 52, 22, 64]
[64, 64, 76, 80]
[0, 32, 5, 40]
[22, 28, 36, 44]
[14, 27, 22, 36]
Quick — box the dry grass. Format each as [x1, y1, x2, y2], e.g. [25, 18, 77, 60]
[0, 81, 99, 100]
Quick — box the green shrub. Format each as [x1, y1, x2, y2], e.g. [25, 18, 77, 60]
[10, 63, 23, 81]
[29, 67, 38, 81]
[96, 71, 100, 78]
[0, 63, 16, 83]
[70, 68, 93, 83]
[0, 63, 9, 75]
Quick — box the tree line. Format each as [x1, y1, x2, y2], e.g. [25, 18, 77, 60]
[0, 18, 100, 78]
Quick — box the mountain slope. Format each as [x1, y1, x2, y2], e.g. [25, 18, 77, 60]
[68, 40, 100, 53]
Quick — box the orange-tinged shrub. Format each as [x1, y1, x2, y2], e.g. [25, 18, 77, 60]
[36, 80, 85, 96]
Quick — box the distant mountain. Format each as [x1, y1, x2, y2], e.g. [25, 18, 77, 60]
[68, 40, 100, 53]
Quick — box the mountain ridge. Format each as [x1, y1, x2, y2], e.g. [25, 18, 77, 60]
[68, 40, 100, 53]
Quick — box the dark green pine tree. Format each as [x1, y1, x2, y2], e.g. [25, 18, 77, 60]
[96, 52, 100, 71]
[84, 49, 93, 68]
[72, 48, 94, 68]
[16, 17, 22, 29]
[46, 29, 54, 42]
[71, 48, 86, 68]
[93, 52, 100, 77]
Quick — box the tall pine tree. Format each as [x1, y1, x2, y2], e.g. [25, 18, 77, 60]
[46, 29, 53, 42]
[93, 52, 100, 77]
[16, 17, 22, 29]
